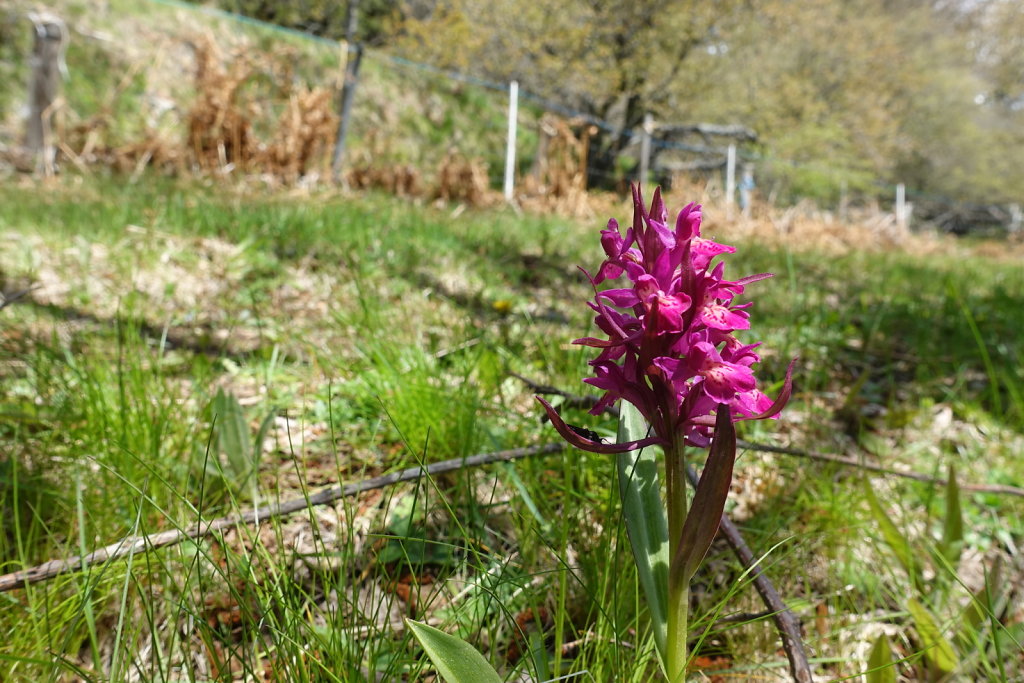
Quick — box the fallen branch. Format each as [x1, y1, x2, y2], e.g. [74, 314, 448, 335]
[735, 439, 1024, 498]
[686, 464, 813, 683]
[516, 376, 1024, 498]
[0, 443, 564, 593]
[0, 285, 38, 312]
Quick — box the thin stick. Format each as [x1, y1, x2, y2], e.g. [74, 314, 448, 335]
[736, 439, 1024, 498]
[0, 443, 564, 593]
[0, 285, 38, 311]
[517, 377, 1024, 498]
[685, 464, 814, 683]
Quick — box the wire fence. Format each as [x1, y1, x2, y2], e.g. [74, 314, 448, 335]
[11, 0, 1023, 233]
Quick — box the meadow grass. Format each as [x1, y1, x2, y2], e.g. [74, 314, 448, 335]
[1, 175, 1022, 680]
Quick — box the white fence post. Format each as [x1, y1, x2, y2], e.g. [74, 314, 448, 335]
[503, 79, 519, 201]
[1009, 203, 1022, 234]
[638, 113, 652, 187]
[895, 182, 907, 230]
[839, 179, 849, 224]
[725, 143, 736, 219]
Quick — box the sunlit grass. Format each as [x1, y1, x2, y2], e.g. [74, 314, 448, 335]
[1, 175, 1022, 680]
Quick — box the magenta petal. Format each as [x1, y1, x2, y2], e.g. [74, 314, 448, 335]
[699, 303, 750, 331]
[674, 202, 702, 241]
[601, 219, 623, 256]
[631, 184, 646, 234]
[650, 186, 668, 224]
[600, 288, 641, 307]
[653, 355, 681, 377]
[735, 357, 797, 421]
[703, 363, 756, 403]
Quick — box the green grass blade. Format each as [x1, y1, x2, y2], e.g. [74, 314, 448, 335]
[406, 619, 503, 683]
[907, 598, 957, 675]
[615, 401, 669, 666]
[865, 633, 896, 683]
[863, 481, 920, 589]
[941, 464, 964, 569]
[213, 389, 255, 489]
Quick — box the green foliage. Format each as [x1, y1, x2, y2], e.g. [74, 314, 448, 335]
[62, 37, 149, 145]
[398, 0, 1024, 205]
[863, 481, 921, 590]
[616, 402, 669, 664]
[0, 8, 30, 122]
[194, 389, 275, 503]
[866, 634, 896, 683]
[2, 176, 1023, 680]
[863, 465, 1021, 679]
[906, 598, 957, 675]
[210, 0, 397, 44]
[406, 619, 503, 683]
[939, 465, 964, 568]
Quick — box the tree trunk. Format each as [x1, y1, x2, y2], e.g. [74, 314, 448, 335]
[586, 92, 647, 190]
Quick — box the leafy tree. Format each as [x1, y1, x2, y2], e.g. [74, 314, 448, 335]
[190, 0, 1024, 208]
[395, 0, 738, 185]
[200, 0, 397, 44]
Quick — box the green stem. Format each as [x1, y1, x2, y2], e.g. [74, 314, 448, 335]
[666, 439, 688, 681]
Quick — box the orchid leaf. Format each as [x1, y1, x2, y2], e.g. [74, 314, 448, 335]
[907, 598, 957, 675]
[674, 406, 736, 585]
[863, 482, 922, 590]
[958, 557, 1004, 650]
[865, 634, 897, 683]
[405, 619, 502, 683]
[616, 401, 669, 665]
[940, 464, 964, 569]
[214, 388, 253, 484]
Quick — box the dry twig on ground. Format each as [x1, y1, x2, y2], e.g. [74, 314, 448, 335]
[0, 443, 564, 593]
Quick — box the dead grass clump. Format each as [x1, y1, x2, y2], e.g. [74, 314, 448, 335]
[186, 36, 256, 171]
[62, 127, 183, 178]
[346, 162, 421, 197]
[661, 176, 959, 256]
[254, 86, 337, 183]
[433, 151, 495, 206]
[726, 199, 934, 254]
[517, 114, 598, 218]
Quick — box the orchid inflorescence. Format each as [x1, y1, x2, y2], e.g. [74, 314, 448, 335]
[538, 185, 793, 680]
[539, 185, 792, 452]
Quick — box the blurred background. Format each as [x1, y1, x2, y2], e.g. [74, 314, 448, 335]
[2, 0, 1022, 233]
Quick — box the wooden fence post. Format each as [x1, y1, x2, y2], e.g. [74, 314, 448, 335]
[26, 11, 67, 175]
[503, 79, 519, 201]
[331, 0, 361, 184]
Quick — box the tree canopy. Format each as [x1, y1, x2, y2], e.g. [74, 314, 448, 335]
[206, 0, 1023, 206]
[392, 0, 1023, 205]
